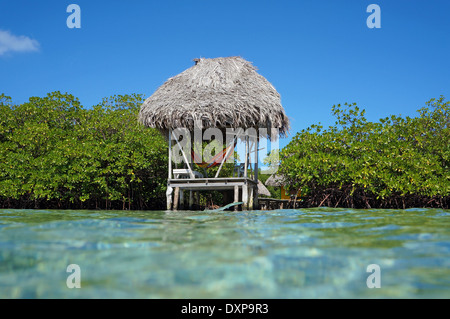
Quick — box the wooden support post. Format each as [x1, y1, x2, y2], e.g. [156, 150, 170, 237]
[250, 139, 255, 180]
[179, 189, 184, 210]
[234, 185, 239, 211]
[173, 187, 180, 211]
[195, 191, 199, 209]
[249, 186, 254, 210]
[242, 183, 248, 210]
[244, 135, 249, 178]
[254, 138, 259, 210]
[167, 129, 173, 210]
[166, 186, 173, 211]
[189, 190, 194, 210]
[168, 129, 172, 179]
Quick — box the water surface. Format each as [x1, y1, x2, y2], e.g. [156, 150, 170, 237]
[0, 208, 449, 298]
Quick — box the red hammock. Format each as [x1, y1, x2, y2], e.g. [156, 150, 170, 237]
[191, 143, 235, 169]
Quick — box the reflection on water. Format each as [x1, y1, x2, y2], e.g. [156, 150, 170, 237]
[0, 208, 449, 298]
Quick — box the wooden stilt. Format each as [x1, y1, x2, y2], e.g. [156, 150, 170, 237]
[249, 186, 254, 210]
[254, 187, 259, 210]
[195, 191, 200, 209]
[166, 186, 173, 210]
[242, 183, 248, 210]
[242, 133, 249, 211]
[244, 135, 249, 178]
[179, 189, 184, 210]
[254, 137, 259, 210]
[173, 187, 180, 210]
[168, 129, 172, 180]
[189, 190, 194, 210]
[234, 185, 239, 211]
[167, 129, 173, 210]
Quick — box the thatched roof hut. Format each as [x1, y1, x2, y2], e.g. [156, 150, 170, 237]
[265, 174, 285, 187]
[139, 56, 289, 140]
[258, 180, 271, 197]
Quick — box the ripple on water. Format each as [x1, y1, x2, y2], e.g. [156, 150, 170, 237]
[0, 208, 449, 298]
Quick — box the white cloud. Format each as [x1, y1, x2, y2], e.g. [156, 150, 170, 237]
[0, 30, 40, 56]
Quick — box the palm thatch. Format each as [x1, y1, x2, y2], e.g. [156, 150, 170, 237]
[258, 180, 271, 197]
[139, 56, 289, 140]
[265, 174, 285, 187]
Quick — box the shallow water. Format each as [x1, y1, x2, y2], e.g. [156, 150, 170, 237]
[0, 208, 449, 298]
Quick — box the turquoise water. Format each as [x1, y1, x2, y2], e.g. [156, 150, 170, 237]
[0, 208, 449, 298]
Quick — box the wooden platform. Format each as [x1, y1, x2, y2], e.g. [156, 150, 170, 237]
[166, 129, 260, 211]
[167, 177, 258, 210]
[168, 177, 257, 191]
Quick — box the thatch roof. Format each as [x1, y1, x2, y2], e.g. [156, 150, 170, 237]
[139, 57, 290, 139]
[265, 174, 285, 187]
[258, 180, 271, 197]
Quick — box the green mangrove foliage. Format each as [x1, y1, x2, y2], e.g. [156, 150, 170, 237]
[279, 96, 449, 209]
[0, 92, 168, 209]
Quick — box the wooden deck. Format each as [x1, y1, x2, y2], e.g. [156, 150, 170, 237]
[168, 177, 257, 191]
[167, 177, 259, 210]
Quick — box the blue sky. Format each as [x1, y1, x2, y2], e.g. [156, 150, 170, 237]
[1, 0, 449, 149]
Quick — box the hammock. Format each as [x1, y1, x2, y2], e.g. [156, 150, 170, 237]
[191, 143, 235, 169]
